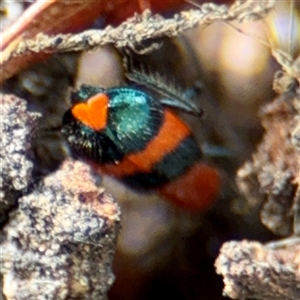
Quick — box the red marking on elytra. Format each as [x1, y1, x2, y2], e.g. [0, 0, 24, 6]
[99, 108, 192, 176]
[158, 162, 221, 211]
[71, 93, 109, 131]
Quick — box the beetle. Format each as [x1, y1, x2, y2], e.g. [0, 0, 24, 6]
[61, 79, 220, 211]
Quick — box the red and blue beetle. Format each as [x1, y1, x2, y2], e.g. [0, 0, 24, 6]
[61, 70, 221, 211]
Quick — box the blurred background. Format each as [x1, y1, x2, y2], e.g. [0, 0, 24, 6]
[1, 0, 300, 299]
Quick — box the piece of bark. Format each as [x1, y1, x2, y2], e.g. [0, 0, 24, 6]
[1, 0, 188, 51]
[215, 239, 300, 300]
[219, 17, 300, 300]
[1, 159, 121, 300]
[0, 0, 275, 84]
[237, 88, 300, 236]
[0, 93, 41, 226]
[0, 93, 121, 299]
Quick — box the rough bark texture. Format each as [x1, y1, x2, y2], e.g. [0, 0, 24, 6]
[0, 93, 40, 225]
[237, 89, 300, 237]
[0, 94, 120, 300]
[0, 0, 275, 83]
[228, 44, 300, 300]
[215, 239, 300, 300]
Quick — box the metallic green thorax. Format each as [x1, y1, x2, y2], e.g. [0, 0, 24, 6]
[62, 85, 163, 164]
[105, 87, 163, 154]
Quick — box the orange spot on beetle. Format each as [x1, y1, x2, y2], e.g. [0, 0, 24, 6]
[71, 93, 109, 131]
